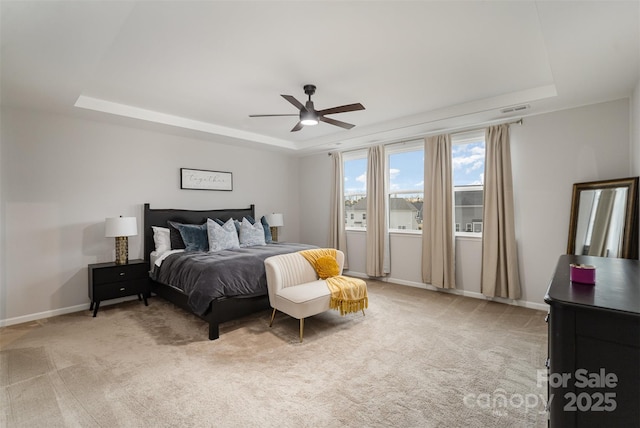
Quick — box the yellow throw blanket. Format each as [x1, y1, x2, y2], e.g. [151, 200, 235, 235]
[299, 249, 368, 316]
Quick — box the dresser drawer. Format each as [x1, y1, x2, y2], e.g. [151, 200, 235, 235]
[92, 263, 148, 285]
[92, 278, 148, 301]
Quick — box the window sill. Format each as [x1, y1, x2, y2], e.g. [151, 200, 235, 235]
[345, 229, 482, 240]
[455, 233, 482, 240]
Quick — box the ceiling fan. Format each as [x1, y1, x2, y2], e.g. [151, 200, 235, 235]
[249, 84, 365, 132]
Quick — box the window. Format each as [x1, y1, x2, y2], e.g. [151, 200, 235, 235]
[344, 151, 367, 229]
[343, 133, 484, 235]
[452, 131, 485, 236]
[387, 141, 424, 231]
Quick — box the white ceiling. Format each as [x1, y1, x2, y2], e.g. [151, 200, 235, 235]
[2, 1, 639, 155]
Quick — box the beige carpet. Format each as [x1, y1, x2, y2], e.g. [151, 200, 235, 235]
[1, 281, 548, 427]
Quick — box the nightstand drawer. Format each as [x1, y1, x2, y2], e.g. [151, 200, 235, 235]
[92, 278, 148, 301]
[92, 263, 148, 285]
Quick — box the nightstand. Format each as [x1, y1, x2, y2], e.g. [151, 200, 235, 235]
[88, 259, 150, 317]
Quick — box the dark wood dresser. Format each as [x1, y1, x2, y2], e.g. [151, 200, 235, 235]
[544, 255, 639, 427]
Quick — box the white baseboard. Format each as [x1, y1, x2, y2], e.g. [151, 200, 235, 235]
[344, 270, 548, 312]
[0, 295, 140, 328]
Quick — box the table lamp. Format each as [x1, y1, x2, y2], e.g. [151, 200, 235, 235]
[105, 216, 138, 264]
[266, 213, 284, 242]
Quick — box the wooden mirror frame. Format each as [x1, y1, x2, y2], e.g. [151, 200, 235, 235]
[567, 176, 639, 259]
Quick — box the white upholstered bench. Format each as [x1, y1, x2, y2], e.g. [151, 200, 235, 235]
[264, 250, 345, 342]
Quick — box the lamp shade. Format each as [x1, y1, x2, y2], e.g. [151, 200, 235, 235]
[105, 217, 138, 237]
[266, 213, 284, 227]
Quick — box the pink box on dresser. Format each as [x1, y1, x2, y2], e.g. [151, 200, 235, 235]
[569, 263, 596, 284]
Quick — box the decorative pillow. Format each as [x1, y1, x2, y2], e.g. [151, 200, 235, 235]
[261, 216, 273, 243]
[207, 218, 240, 252]
[152, 226, 171, 254]
[239, 217, 266, 247]
[315, 255, 340, 279]
[167, 221, 187, 250]
[175, 222, 208, 252]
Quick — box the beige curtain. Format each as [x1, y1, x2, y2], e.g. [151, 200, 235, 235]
[329, 151, 348, 269]
[421, 134, 456, 288]
[366, 145, 390, 277]
[481, 124, 521, 299]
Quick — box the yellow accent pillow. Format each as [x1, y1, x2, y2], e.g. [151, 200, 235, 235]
[315, 255, 340, 279]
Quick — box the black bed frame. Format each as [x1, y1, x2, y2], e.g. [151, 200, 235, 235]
[143, 203, 271, 340]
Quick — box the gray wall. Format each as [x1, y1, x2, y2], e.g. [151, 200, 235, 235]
[299, 99, 632, 308]
[0, 107, 301, 324]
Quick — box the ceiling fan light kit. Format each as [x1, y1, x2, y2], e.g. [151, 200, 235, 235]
[250, 84, 365, 132]
[300, 108, 319, 126]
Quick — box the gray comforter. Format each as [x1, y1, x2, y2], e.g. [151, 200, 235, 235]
[151, 243, 316, 315]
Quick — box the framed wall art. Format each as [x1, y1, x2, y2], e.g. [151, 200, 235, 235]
[180, 168, 233, 191]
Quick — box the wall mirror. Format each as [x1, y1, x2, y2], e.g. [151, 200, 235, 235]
[567, 177, 639, 259]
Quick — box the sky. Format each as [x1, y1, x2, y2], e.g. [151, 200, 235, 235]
[344, 141, 485, 196]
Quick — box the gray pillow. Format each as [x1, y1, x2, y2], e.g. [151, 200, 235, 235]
[207, 218, 240, 252]
[239, 217, 266, 247]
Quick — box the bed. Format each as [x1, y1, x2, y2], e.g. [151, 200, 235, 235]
[143, 203, 314, 340]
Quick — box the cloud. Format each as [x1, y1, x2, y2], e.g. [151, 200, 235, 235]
[465, 160, 484, 174]
[470, 146, 485, 155]
[452, 143, 485, 169]
[389, 168, 400, 179]
[356, 173, 366, 183]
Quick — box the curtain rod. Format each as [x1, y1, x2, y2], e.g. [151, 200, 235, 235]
[329, 118, 523, 156]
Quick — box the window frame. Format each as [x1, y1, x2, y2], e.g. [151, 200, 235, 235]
[343, 149, 368, 231]
[452, 130, 485, 238]
[386, 140, 424, 234]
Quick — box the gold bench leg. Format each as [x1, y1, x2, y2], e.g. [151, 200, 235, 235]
[299, 318, 304, 342]
[269, 308, 277, 327]
[362, 309, 366, 316]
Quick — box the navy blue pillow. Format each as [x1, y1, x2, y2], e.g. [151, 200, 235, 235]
[261, 216, 273, 243]
[174, 222, 208, 252]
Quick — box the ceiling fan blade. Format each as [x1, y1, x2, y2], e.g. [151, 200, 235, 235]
[290, 121, 304, 132]
[249, 114, 298, 117]
[317, 103, 365, 116]
[319, 116, 355, 130]
[281, 95, 305, 111]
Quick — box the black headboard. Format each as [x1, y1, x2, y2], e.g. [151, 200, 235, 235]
[143, 203, 255, 262]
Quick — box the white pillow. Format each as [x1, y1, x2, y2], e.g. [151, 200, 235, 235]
[239, 217, 266, 247]
[152, 226, 171, 254]
[207, 218, 240, 252]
